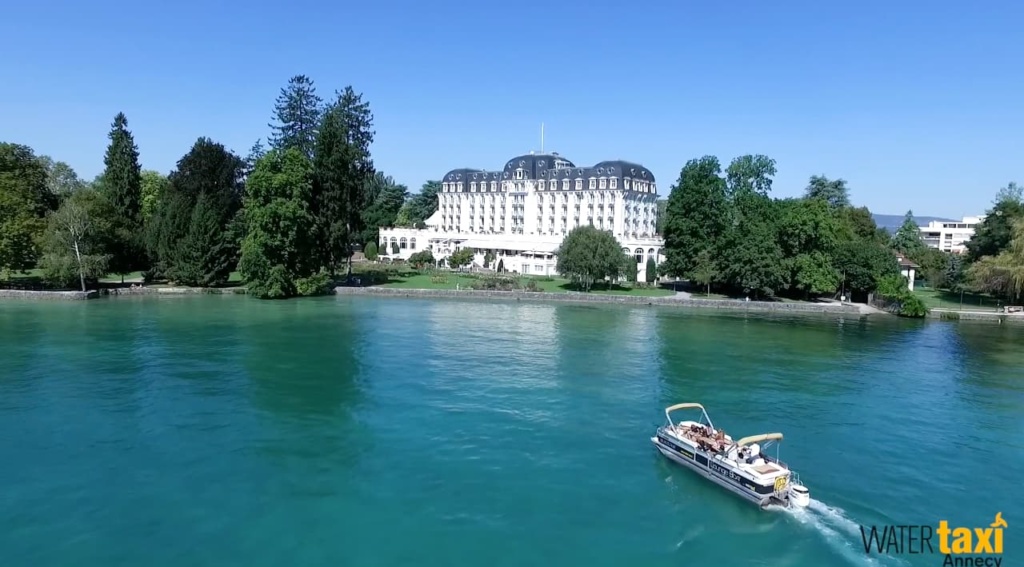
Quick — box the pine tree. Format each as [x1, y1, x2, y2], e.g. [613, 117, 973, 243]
[268, 75, 323, 160]
[100, 112, 144, 277]
[311, 86, 376, 276]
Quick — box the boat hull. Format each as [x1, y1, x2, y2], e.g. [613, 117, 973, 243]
[652, 435, 788, 509]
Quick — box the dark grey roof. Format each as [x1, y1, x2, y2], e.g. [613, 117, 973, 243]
[442, 153, 656, 192]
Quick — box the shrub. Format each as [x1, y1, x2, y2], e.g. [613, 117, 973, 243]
[296, 272, 332, 296]
[469, 276, 519, 291]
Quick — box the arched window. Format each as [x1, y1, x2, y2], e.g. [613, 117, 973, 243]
[400, 237, 408, 249]
[634, 248, 644, 264]
[410, 238, 417, 250]
[621, 247, 630, 254]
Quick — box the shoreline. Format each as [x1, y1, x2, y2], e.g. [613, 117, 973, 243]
[332, 286, 868, 315]
[4, 285, 1022, 324]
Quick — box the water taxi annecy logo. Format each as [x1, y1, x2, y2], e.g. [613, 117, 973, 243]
[860, 513, 1007, 567]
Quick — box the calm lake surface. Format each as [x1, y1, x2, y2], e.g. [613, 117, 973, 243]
[1, 296, 1021, 567]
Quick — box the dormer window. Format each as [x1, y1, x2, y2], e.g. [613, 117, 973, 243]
[538, 180, 546, 190]
[589, 178, 596, 189]
[575, 179, 582, 190]
[515, 168, 524, 180]
[610, 178, 618, 189]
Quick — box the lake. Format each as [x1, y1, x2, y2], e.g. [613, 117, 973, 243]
[1, 296, 1021, 567]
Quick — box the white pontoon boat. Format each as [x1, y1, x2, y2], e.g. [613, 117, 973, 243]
[651, 402, 810, 509]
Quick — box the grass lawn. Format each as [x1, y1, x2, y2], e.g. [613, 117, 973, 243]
[373, 271, 674, 297]
[913, 287, 1003, 312]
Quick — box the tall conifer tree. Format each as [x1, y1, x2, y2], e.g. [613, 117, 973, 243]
[268, 75, 323, 160]
[101, 112, 144, 276]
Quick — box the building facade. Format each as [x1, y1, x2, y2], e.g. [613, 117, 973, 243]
[919, 216, 984, 254]
[378, 152, 665, 280]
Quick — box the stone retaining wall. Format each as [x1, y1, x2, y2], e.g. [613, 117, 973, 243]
[0, 289, 96, 301]
[102, 287, 247, 296]
[333, 286, 862, 314]
[929, 309, 1024, 324]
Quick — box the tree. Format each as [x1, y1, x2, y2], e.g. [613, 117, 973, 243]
[38, 157, 85, 197]
[804, 175, 850, 209]
[966, 217, 1024, 302]
[776, 198, 841, 297]
[408, 249, 435, 269]
[239, 148, 317, 299]
[624, 258, 638, 283]
[655, 199, 667, 234]
[404, 181, 441, 225]
[496, 258, 505, 273]
[0, 143, 53, 276]
[725, 154, 776, 198]
[554, 225, 626, 291]
[645, 256, 658, 283]
[38, 189, 114, 291]
[832, 240, 898, 300]
[722, 156, 787, 297]
[390, 241, 399, 255]
[268, 75, 323, 160]
[364, 241, 378, 261]
[891, 210, 925, 257]
[448, 247, 474, 270]
[723, 192, 787, 297]
[484, 250, 495, 269]
[965, 184, 1024, 261]
[101, 112, 144, 277]
[147, 138, 246, 286]
[140, 170, 169, 222]
[360, 172, 408, 246]
[838, 206, 883, 244]
[311, 86, 376, 276]
[661, 156, 730, 278]
[690, 249, 717, 296]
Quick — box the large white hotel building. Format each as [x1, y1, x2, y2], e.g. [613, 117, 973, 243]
[377, 152, 665, 281]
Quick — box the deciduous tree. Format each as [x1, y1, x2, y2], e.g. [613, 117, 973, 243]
[38, 189, 114, 291]
[0, 143, 53, 275]
[239, 148, 317, 299]
[554, 225, 626, 291]
[661, 156, 730, 278]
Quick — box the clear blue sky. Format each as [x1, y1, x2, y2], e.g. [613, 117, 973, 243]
[2, 1, 1021, 218]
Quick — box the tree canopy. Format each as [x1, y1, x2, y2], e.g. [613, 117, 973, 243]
[555, 225, 627, 291]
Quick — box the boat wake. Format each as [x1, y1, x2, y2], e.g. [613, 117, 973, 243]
[769, 499, 909, 567]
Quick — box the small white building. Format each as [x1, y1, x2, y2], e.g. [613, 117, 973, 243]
[377, 151, 666, 280]
[919, 215, 984, 254]
[896, 254, 919, 291]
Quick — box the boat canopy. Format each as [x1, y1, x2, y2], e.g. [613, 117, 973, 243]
[665, 402, 706, 414]
[663, 402, 714, 431]
[734, 433, 783, 447]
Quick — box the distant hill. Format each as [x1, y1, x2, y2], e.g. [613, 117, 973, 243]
[872, 214, 955, 233]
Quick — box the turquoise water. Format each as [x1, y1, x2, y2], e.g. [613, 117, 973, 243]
[1, 296, 1021, 566]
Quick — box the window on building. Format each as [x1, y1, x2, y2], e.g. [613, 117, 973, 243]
[538, 180, 545, 190]
[457, 182, 463, 191]
[575, 179, 582, 190]
[588, 178, 596, 189]
[471, 182, 477, 191]
[599, 178, 607, 189]
[515, 169, 524, 179]
[634, 248, 643, 264]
